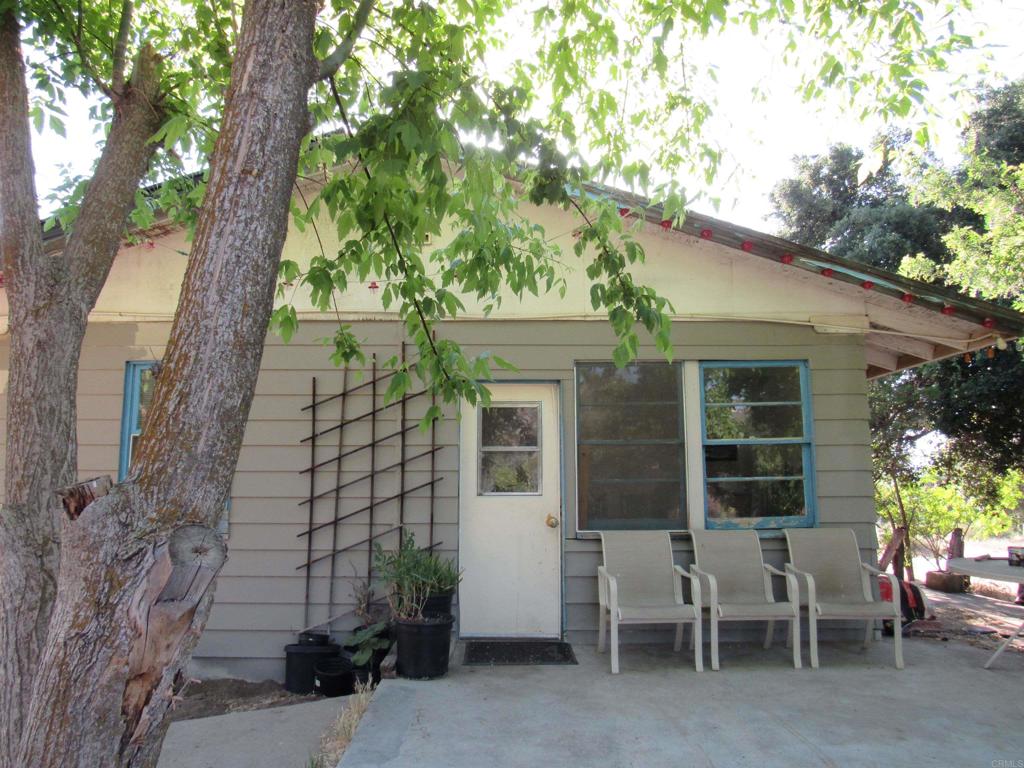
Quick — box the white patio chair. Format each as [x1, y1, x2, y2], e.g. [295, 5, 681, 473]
[690, 529, 801, 670]
[784, 528, 903, 669]
[597, 532, 703, 674]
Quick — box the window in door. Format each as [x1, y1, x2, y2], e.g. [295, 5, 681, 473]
[478, 404, 542, 494]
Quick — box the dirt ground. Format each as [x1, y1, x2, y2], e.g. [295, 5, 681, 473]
[912, 582, 1024, 657]
[169, 678, 318, 722]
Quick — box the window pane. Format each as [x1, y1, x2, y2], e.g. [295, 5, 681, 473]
[481, 406, 538, 447]
[579, 444, 681, 481]
[704, 404, 803, 440]
[578, 404, 680, 440]
[704, 444, 804, 479]
[577, 363, 680, 403]
[138, 367, 157, 432]
[703, 365, 801, 404]
[582, 481, 684, 530]
[706, 479, 806, 519]
[480, 452, 539, 493]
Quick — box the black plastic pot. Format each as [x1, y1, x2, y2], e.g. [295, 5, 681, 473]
[345, 644, 390, 686]
[297, 630, 330, 646]
[395, 615, 454, 680]
[284, 642, 340, 694]
[314, 656, 354, 698]
[422, 591, 454, 618]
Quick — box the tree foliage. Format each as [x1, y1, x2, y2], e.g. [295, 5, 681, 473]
[770, 85, 1024, 477]
[878, 467, 1023, 569]
[911, 81, 1024, 310]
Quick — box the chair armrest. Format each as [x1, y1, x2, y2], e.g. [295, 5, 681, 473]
[674, 565, 702, 609]
[763, 564, 799, 609]
[785, 564, 816, 610]
[598, 566, 618, 614]
[862, 563, 901, 615]
[690, 565, 717, 610]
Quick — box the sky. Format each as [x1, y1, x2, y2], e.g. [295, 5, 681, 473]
[29, 0, 1024, 233]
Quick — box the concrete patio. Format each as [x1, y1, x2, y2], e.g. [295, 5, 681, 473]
[340, 637, 1024, 768]
[158, 696, 344, 768]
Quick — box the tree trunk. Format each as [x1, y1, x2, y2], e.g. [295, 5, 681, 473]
[0, 7, 166, 760]
[14, 2, 318, 765]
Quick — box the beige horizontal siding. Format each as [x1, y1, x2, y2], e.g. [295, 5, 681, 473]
[0, 317, 874, 679]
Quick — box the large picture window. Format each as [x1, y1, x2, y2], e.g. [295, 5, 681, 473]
[576, 362, 686, 531]
[700, 361, 815, 529]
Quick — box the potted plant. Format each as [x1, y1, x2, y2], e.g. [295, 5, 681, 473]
[421, 551, 462, 617]
[343, 579, 392, 685]
[374, 534, 462, 679]
[345, 621, 391, 686]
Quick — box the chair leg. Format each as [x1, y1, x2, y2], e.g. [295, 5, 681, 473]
[808, 611, 819, 669]
[763, 619, 775, 649]
[610, 614, 620, 674]
[710, 615, 720, 671]
[598, 607, 607, 653]
[693, 619, 703, 672]
[786, 619, 793, 649]
[893, 617, 905, 670]
[673, 623, 684, 652]
[863, 619, 873, 648]
[791, 615, 802, 669]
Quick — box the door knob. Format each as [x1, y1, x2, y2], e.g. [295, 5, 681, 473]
[545, 514, 559, 529]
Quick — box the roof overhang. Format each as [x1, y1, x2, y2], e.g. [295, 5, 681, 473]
[587, 183, 1024, 379]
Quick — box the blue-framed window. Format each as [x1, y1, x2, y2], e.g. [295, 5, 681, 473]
[699, 361, 816, 529]
[119, 360, 231, 536]
[119, 361, 158, 480]
[576, 362, 686, 531]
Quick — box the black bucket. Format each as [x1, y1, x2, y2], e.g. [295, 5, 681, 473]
[284, 642, 340, 694]
[395, 615, 454, 680]
[422, 591, 454, 618]
[314, 656, 354, 698]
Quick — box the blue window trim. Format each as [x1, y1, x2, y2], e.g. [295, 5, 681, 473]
[119, 360, 232, 536]
[698, 360, 817, 530]
[119, 360, 157, 481]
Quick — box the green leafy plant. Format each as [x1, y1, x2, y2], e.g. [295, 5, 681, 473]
[374, 532, 462, 621]
[346, 621, 391, 667]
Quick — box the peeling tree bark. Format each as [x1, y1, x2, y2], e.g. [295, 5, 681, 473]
[13, 2, 319, 765]
[0, 7, 165, 765]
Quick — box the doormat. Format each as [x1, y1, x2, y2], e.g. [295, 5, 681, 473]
[463, 640, 577, 666]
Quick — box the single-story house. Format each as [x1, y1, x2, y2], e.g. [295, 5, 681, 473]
[3, 183, 1022, 681]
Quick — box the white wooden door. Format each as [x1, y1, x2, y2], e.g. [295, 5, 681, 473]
[458, 383, 561, 638]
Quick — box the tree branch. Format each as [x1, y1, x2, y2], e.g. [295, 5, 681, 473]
[111, 0, 135, 96]
[65, 43, 165, 306]
[328, 76, 451, 382]
[316, 0, 375, 80]
[0, 8, 46, 303]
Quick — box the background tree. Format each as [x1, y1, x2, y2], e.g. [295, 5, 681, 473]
[911, 80, 1024, 310]
[770, 79, 1024, 572]
[0, 0, 981, 764]
[770, 80, 1024, 471]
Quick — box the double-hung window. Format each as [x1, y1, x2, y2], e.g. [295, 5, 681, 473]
[700, 361, 815, 529]
[576, 362, 686, 530]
